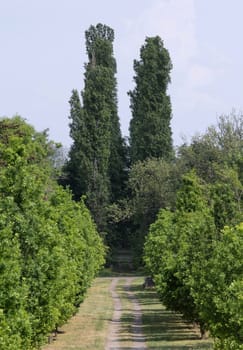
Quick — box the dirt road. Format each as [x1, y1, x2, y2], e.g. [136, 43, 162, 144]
[105, 277, 147, 350]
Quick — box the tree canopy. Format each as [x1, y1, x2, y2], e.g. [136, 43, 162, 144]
[0, 116, 105, 349]
[129, 36, 173, 163]
[66, 23, 127, 234]
[1, 23, 243, 350]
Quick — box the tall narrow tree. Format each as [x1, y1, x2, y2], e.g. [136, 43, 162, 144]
[129, 36, 173, 163]
[85, 24, 127, 201]
[65, 89, 90, 199]
[66, 24, 127, 232]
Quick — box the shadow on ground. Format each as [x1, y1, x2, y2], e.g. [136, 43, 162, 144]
[128, 281, 213, 350]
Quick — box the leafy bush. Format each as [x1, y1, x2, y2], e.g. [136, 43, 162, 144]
[0, 116, 105, 349]
[144, 171, 243, 346]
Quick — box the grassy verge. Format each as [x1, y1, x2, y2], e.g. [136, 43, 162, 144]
[131, 277, 213, 350]
[42, 277, 113, 350]
[41, 274, 214, 350]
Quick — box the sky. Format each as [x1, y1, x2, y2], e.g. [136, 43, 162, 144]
[1, 0, 243, 148]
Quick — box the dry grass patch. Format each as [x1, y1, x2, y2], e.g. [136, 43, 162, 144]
[42, 277, 113, 350]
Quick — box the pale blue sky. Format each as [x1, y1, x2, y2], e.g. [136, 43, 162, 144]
[1, 0, 243, 147]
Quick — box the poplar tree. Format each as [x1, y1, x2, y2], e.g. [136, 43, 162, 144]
[129, 36, 173, 163]
[67, 24, 126, 232]
[65, 89, 90, 199]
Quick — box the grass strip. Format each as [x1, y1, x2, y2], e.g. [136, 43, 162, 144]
[131, 277, 214, 350]
[42, 277, 113, 350]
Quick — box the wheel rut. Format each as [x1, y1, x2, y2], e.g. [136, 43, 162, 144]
[105, 277, 122, 349]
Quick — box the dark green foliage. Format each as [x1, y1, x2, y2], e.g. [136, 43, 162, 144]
[125, 37, 175, 258]
[177, 112, 243, 183]
[65, 90, 89, 198]
[0, 116, 105, 349]
[85, 23, 115, 70]
[127, 158, 178, 263]
[85, 23, 127, 206]
[66, 24, 127, 234]
[129, 36, 173, 163]
[177, 136, 221, 183]
[108, 120, 128, 202]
